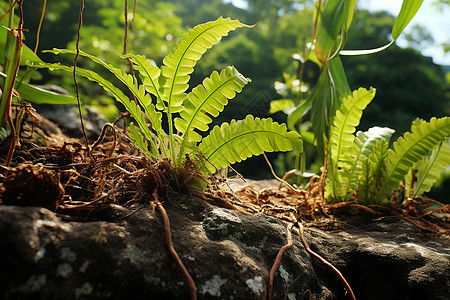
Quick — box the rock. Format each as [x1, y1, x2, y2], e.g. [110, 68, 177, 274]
[1, 195, 449, 300]
[33, 103, 107, 140]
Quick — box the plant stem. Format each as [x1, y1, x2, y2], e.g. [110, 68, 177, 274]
[167, 112, 177, 164]
[34, 0, 47, 53]
[0, 0, 22, 129]
[73, 0, 92, 159]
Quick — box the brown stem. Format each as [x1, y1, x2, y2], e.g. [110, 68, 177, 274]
[90, 123, 117, 156]
[4, 92, 18, 167]
[154, 192, 197, 300]
[297, 222, 356, 300]
[73, 0, 92, 160]
[123, 0, 137, 102]
[267, 222, 293, 300]
[3, 0, 24, 167]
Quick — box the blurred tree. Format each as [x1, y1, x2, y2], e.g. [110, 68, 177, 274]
[403, 24, 434, 50]
[23, 0, 184, 63]
[167, 0, 249, 27]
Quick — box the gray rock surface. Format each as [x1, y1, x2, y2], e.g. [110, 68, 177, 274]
[1, 196, 449, 300]
[33, 103, 107, 140]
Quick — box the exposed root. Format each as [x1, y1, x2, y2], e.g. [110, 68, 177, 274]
[153, 191, 197, 300]
[267, 222, 294, 300]
[296, 222, 356, 300]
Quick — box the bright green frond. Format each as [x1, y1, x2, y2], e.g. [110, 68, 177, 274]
[329, 87, 376, 171]
[342, 126, 395, 199]
[198, 115, 302, 173]
[158, 17, 251, 113]
[30, 61, 158, 156]
[382, 117, 450, 197]
[174, 66, 250, 159]
[123, 53, 163, 106]
[412, 138, 450, 198]
[326, 87, 376, 200]
[42, 49, 163, 137]
[128, 122, 151, 157]
[357, 139, 389, 204]
[327, 126, 394, 201]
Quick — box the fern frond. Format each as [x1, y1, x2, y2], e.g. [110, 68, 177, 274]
[357, 139, 389, 204]
[158, 17, 251, 114]
[30, 61, 159, 156]
[327, 87, 376, 199]
[413, 138, 450, 198]
[381, 117, 450, 197]
[198, 115, 302, 173]
[42, 49, 163, 138]
[329, 87, 376, 170]
[174, 66, 250, 159]
[128, 122, 151, 156]
[122, 53, 163, 106]
[343, 126, 395, 199]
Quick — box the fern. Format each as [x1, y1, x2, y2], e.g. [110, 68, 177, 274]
[343, 126, 395, 200]
[407, 137, 450, 198]
[42, 49, 165, 143]
[30, 61, 160, 155]
[158, 17, 251, 163]
[123, 54, 162, 101]
[128, 122, 151, 157]
[30, 18, 302, 179]
[158, 16, 251, 114]
[198, 115, 302, 173]
[327, 87, 376, 200]
[381, 117, 450, 197]
[357, 139, 389, 204]
[174, 66, 250, 162]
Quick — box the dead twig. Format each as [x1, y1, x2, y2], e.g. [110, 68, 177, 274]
[267, 222, 294, 300]
[153, 191, 197, 300]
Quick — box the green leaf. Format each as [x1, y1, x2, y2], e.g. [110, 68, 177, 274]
[41, 49, 163, 141]
[123, 53, 163, 105]
[310, 57, 351, 162]
[392, 0, 424, 40]
[159, 17, 251, 114]
[382, 117, 450, 197]
[128, 122, 151, 156]
[356, 139, 389, 204]
[269, 99, 295, 114]
[0, 21, 42, 65]
[343, 126, 395, 200]
[413, 138, 450, 198]
[326, 87, 376, 200]
[29, 61, 158, 156]
[174, 66, 250, 158]
[343, 0, 357, 31]
[198, 115, 302, 173]
[314, 0, 345, 61]
[0, 72, 76, 104]
[286, 100, 310, 130]
[329, 88, 375, 168]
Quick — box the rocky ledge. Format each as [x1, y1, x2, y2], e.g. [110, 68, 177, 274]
[1, 195, 449, 300]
